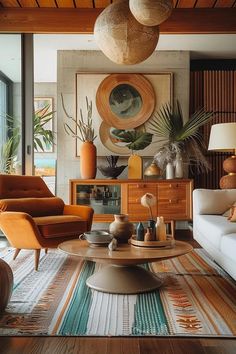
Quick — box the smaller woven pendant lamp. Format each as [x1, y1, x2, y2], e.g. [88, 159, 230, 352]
[129, 0, 173, 26]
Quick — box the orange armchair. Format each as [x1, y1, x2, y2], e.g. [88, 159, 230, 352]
[0, 174, 94, 270]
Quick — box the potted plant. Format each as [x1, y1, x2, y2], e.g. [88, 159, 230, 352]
[0, 106, 55, 174]
[111, 128, 153, 179]
[148, 101, 214, 178]
[61, 94, 97, 179]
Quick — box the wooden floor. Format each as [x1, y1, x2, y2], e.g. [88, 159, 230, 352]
[0, 231, 236, 354]
[0, 336, 236, 354]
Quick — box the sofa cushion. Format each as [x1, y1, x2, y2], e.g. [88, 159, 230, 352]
[193, 189, 236, 215]
[0, 197, 65, 217]
[34, 215, 87, 238]
[220, 234, 236, 263]
[194, 214, 236, 249]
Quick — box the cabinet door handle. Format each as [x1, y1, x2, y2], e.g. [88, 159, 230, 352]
[169, 184, 178, 188]
[169, 199, 178, 204]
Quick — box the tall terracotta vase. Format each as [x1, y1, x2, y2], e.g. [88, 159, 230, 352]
[109, 214, 134, 244]
[80, 141, 97, 179]
[0, 259, 13, 312]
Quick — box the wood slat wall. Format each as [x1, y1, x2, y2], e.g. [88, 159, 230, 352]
[190, 68, 236, 189]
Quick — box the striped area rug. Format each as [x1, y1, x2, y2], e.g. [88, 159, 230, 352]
[0, 247, 235, 336]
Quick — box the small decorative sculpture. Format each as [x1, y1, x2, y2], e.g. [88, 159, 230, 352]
[98, 155, 127, 179]
[108, 238, 118, 251]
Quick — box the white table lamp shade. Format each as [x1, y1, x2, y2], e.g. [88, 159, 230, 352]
[208, 123, 236, 152]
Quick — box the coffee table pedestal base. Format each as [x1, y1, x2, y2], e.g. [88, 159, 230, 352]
[86, 264, 163, 294]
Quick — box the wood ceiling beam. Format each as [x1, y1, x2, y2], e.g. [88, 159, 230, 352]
[0, 8, 235, 34]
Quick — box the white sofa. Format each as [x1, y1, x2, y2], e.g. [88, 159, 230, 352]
[193, 189, 236, 281]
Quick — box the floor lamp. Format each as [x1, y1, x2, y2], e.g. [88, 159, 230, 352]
[208, 122, 236, 189]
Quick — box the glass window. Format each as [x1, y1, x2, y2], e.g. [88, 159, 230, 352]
[0, 34, 22, 174]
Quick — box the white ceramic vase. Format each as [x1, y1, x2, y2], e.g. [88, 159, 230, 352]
[166, 162, 174, 179]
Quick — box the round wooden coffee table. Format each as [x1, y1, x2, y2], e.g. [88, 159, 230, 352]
[58, 240, 193, 294]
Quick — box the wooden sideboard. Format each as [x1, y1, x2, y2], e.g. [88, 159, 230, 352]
[70, 179, 193, 224]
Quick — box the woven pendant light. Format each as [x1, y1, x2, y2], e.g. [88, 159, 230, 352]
[129, 0, 173, 26]
[94, 0, 159, 65]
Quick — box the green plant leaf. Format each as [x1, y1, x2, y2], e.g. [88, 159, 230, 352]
[111, 129, 153, 151]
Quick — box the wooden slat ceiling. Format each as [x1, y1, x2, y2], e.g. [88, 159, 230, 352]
[0, 0, 235, 8]
[0, 0, 236, 33]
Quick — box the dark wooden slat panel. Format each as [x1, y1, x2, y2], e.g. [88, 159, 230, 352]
[195, 0, 216, 7]
[75, 0, 93, 7]
[215, 0, 235, 7]
[37, 0, 57, 7]
[176, 0, 197, 8]
[18, 0, 38, 6]
[0, 0, 20, 6]
[56, 0, 75, 7]
[0, 8, 235, 33]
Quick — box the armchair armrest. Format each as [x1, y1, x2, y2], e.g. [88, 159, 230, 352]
[0, 212, 43, 249]
[63, 205, 94, 230]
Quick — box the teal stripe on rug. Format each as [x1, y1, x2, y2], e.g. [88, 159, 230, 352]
[132, 264, 169, 335]
[58, 261, 95, 335]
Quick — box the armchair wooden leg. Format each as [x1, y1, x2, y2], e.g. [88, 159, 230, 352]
[45, 248, 48, 254]
[34, 249, 41, 271]
[13, 248, 21, 260]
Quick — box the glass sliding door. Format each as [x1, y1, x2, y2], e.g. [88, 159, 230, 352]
[33, 34, 57, 194]
[0, 34, 22, 175]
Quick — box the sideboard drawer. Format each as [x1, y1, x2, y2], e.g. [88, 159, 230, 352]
[127, 183, 156, 204]
[158, 200, 189, 220]
[157, 183, 187, 200]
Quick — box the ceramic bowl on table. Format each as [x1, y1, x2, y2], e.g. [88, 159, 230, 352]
[79, 230, 114, 247]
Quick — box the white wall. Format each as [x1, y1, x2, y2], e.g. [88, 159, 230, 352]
[57, 50, 190, 203]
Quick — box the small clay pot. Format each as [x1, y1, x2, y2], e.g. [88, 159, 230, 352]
[109, 214, 134, 244]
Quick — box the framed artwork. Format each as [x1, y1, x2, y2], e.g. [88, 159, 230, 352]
[34, 97, 54, 153]
[75, 72, 173, 157]
[96, 73, 155, 129]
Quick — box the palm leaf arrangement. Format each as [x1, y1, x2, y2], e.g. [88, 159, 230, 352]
[148, 101, 214, 172]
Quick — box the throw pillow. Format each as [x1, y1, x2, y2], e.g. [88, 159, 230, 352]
[222, 202, 236, 217]
[229, 206, 236, 222]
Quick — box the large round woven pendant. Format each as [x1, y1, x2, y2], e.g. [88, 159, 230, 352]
[94, 0, 159, 65]
[129, 0, 173, 26]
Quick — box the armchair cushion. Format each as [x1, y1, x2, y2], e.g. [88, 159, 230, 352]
[34, 215, 87, 239]
[0, 197, 65, 217]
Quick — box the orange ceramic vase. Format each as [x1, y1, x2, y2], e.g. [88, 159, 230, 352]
[80, 141, 97, 179]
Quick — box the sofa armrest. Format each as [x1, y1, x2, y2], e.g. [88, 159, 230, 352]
[0, 211, 43, 249]
[63, 205, 94, 230]
[193, 189, 236, 216]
